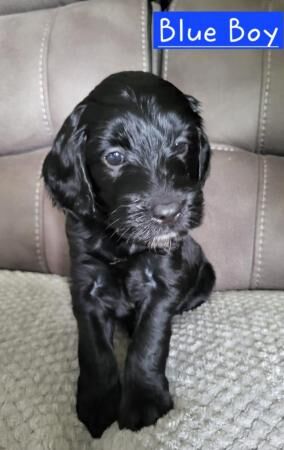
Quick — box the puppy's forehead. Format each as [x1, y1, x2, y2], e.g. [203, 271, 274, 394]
[93, 71, 188, 105]
[103, 92, 194, 148]
[111, 108, 190, 147]
[85, 72, 199, 153]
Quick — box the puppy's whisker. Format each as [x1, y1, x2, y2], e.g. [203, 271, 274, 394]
[115, 225, 135, 243]
[106, 218, 120, 230]
[109, 207, 126, 218]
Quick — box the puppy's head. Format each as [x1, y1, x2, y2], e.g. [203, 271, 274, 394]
[43, 71, 211, 249]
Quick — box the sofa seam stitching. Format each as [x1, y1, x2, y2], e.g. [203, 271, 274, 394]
[41, 179, 52, 274]
[249, 154, 261, 289]
[34, 155, 49, 273]
[45, 8, 59, 136]
[141, 0, 148, 72]
[38, 15, 53, 139]
[254, 156, 268, 288]
[258, 50, 272, 153]
[211, 145, 236, 152]
[257, 0, 273, 153]
[163, 0, 177, 79]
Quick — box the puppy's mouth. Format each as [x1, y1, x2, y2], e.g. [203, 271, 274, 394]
[149, 231, 178, 249]
[107, 203, 199, 250]
[112, 224, 180, 250]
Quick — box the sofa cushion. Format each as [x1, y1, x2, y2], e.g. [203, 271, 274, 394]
[0, 271, 283, 449]
[0, 0, 150, 155]
[193, 145, 284, 290]
[0, 147, 70, 274]
[162, 0, 284, 156]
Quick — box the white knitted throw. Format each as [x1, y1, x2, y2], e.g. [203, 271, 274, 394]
[0, 271, 283, 450]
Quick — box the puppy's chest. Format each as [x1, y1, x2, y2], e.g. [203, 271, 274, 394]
[111, 249, 181, 304]
[91, 234, 183, 303]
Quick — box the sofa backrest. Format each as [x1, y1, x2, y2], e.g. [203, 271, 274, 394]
[0, 0, 86, 15]
[0, 0, 283, 290]
[0, 0, 150, 156]
[0, 0, 150, 274]
[162, 0, 284, 290]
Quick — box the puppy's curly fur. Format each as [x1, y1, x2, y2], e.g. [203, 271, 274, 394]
[43, 71, 215, 437]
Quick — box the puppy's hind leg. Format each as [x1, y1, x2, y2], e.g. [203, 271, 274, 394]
[176, 261, 216, 314]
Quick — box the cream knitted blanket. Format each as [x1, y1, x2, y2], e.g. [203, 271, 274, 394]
[0, 271, 283, 450]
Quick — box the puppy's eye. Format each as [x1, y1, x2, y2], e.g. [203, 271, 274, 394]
[104, 151, 125, 167]
[174, 141, 189, 155]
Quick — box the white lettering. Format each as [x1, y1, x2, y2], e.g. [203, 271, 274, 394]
[230, 18, 244, 43]
[264, 27, 278, 47]
[160, 18, 175, 43]
[204, 27, 217, 42]
[179, 18, 183, 41]
[187, 29, 202, 41]
[248, 28, 261, 42]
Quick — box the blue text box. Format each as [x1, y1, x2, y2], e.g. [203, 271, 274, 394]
[153, 12, 284, 49]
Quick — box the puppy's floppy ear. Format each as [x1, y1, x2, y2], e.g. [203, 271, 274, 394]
[186, 94, 211, 184]
[197, 127, 211, 184]
[42, 104, 95, 217]
[186, 94, 201, 114]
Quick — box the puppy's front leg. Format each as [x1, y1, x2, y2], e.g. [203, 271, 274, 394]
[119, 278, 175, 430]
[71, 274, 120, 438]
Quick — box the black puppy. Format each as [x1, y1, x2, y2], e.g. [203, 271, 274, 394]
[42, 71, 215, 438]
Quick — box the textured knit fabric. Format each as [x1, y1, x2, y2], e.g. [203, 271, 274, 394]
[0, 271, 283, 450]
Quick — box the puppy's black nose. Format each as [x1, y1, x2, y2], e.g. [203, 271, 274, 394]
[152, 202, 182, 224]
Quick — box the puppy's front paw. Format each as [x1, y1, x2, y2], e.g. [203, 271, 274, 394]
[118, 384, 173, 431]
[76, 377, 121, 438]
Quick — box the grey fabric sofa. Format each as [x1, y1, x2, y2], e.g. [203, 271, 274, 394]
[0, 0, 283, 448]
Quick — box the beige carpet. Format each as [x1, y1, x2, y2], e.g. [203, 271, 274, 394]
[0, 270, 283, 450]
